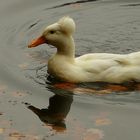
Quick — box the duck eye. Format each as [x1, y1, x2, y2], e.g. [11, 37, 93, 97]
[50, 30, 55, 34]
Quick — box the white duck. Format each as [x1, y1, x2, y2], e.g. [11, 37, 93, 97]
[28, 16, 140, 83]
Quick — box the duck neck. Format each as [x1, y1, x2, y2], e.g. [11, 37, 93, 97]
[56, 36, 75, 59]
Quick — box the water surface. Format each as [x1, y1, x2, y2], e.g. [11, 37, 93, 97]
[0, 0, 140, 140]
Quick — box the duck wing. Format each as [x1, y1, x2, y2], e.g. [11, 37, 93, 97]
[76, 53, 130, 73]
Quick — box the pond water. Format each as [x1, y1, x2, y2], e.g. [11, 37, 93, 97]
[0, 0, 140, 140]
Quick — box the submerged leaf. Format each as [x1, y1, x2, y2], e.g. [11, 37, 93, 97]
[11, 91, 27, 98]
[18, 63, 29, 69]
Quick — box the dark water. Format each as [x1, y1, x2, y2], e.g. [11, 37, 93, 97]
[0, 0, 140, 140]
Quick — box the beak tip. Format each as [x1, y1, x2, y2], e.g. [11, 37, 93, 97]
[27, 36, 46, 49]
[28, 41, 37, 48]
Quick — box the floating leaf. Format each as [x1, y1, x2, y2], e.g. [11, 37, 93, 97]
[9, 132, 26, 138]
[0, 128, 5, 134]
[95, 118, 112, 126]
[83, 128, 104, 140]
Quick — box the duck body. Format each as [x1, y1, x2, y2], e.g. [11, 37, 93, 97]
[48, 52, 140, 83]
[28, 17, 140, 83]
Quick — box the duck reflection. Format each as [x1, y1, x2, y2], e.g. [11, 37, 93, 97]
[27, 93, 73, 132]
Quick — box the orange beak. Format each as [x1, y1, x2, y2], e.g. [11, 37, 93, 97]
[28, 36, 46, 48]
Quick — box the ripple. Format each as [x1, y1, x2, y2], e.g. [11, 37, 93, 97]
[122, 3, 140, 7]
[45, 0, 99, 10]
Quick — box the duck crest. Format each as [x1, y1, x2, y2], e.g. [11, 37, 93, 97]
[58, 16, 76, 35]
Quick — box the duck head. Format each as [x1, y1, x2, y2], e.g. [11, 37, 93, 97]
[28, 17, 76, 52]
